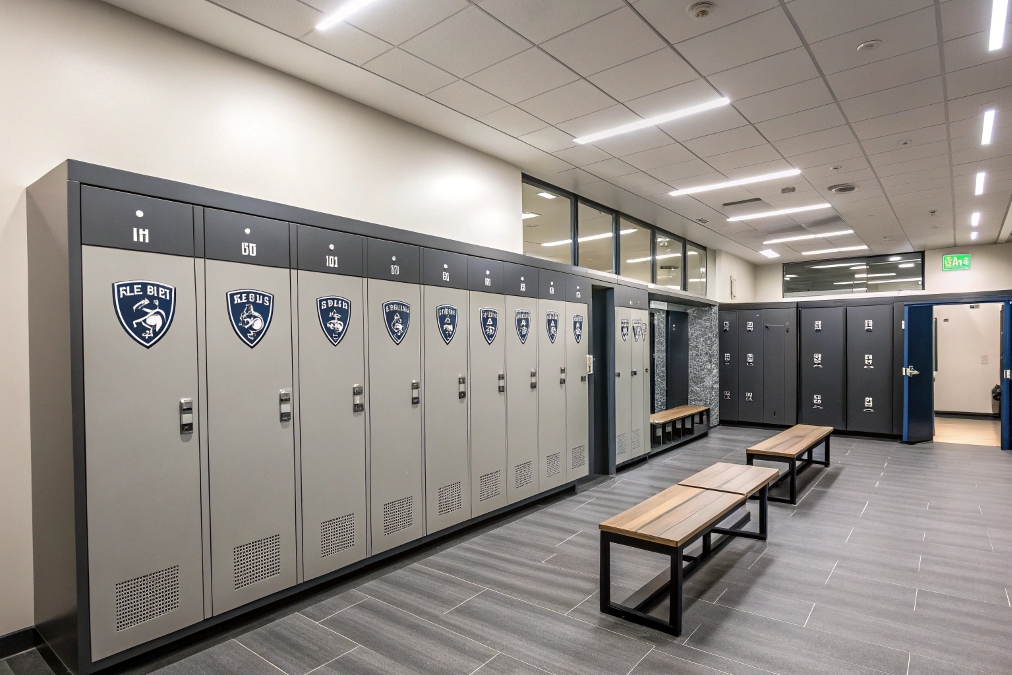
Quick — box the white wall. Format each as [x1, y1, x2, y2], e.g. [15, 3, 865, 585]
[755, 263, 785, 302]
[1, 0, 521, 636]
[934, 304, 1002, 414]
[713, 250, 756, 302]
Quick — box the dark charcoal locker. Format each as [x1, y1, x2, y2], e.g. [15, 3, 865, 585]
[762, 308, 796, 425]
[738, 310, 764, 423]
[718, 311, 738, 421]
[847, 305, 893, 434]
[666, 311, 689, 409]
[800, 307, 847, 429]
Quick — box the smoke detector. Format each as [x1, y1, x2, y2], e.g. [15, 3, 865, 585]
[857, 39, 882, 52]
[828, 183, 856, 193]
[687, 2, 715, 18]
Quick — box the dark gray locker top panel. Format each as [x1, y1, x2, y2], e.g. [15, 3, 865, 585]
[467, 257, 504, 293]
[565, 275, 589, 303]
[502, 262, 539, 298]
[615, 284, 649, 309]
[204, 208, 289, 268]
[762, 307, 793, 327]
[538, 268, 566, 300]
[422, 247, 467, 289]
[366, 239, 420, 283]
[81, 185, 194, 256]
[296, 225, 364, 276]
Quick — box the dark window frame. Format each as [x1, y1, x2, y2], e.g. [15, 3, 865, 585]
[782, 251, 926, 297]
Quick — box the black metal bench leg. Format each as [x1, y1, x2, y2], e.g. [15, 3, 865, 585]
[670, 546, 683, 637]
[746, 454, 754, 466]
[600, 534, 611, 612]
[702, 532, 712, 558]
[823, 436, 831, 467]
[789, 458, 797, 504]
[759, 485, 768, 540]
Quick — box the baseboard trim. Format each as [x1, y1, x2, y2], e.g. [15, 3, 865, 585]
[0, 626, 40, 660]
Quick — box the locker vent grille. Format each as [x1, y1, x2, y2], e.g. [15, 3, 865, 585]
[631, 429, 641, 451]
[114, 565, 179, 631]
[234, 535, 281, 590]
[515, 461, 533, 489]
[571, 445, 586, 469]
[617, 433, 628, 455]
[321, 514, 355, 557]
[383, 496, 413, 536]
[547, 452, 562, 478]
[438, 482, 463, 515]
[479, 471, 501, 502]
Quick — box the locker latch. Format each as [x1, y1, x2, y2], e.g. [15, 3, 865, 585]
[353, 385, 364, 412]
[530, 369, 538, 389]
[1005, 369, 1011, 379]
[179, 398, 193, 434]
[631, 369, 638, 376]
[723, 391, 730, 400]
[498, 372, 505, 393]
[279, 390, 292, 422]
[586, 354, 594, 375]
[458, 376, 467, 400]
[560, 366, 566, 385]
[411, 380, 420, 405]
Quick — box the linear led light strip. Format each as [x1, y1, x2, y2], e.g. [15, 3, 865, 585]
[982, 109, 996, 144]
[990, 0, 1009, 50]
[976, 172, 986, 195]
[573, 98, 730, 145]
[762, 229, 853, 245]
[541, 228, 636, 247]
[727, 203, 832, 221]
[802, 245, 869, 256]
[316, 0, 384, 29]
[669, 168, 801, 196]
[626, 252, 681, 263]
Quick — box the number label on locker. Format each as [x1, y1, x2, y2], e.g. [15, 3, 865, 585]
[745, 392, 753, 402]
[724, 353, 730, 363]
[813, 353, 822, 367]
[746, 353, 754, 365]
[813, 394, 822, 408]
[864, 354, 874, 368]
[746, 321, 754, 331]
[814, 320, 822, 331]
[864, 397, 874, 411]
[722, 321, 729, 331]
[865, 320, 873, 331]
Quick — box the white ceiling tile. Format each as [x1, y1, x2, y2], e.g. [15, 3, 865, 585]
[658, 106, 750, 142]
[466, 49, 579, 104]
[628, 180, 677, 198]
[401, 6, 530, 78]
[850, 103, 946, 139]
[774, 126, 857, 156]
[947, 85, 1012, 122]
[621, 143, 695, 171]
[676, 7, 801, 76]
[944, 32, 1012, 72]
[519, 126, 580, 152]
[878, 165, 952, 186]
[611, 171, 666, 190]
[540, 7, 665, 76]
[757, 104, 848, 142]
[859, 124, 948, 154]
[885, 176, 952, 195]
[946, 58, 1012, 99]
[681, 125, 769, 158]
[583, 158, 639, 178]
[868, 140, 951, 167]
[339, 0, 468, 45]
[803, 157, 871, 179]
[552, 144, 613, 167]
[555, 105, 642, 138]
[553, 167, 606, 190]
[480, 105, 548, 136]
[301, 22, 392, 65]
[839, 77, 943, 122]
[827, 46, 941, 101]
[587, 49, 698, 103]
[475, 0, 624, 43]
[889, 186, 952, 204]
[517, 80, 615, 125]
[648, 159, 718, 183]
[734, 78, 834, 124]
[706, 144, 783, 172]
[427, 80, 507, 118]
[808, 7, 938, 75]
[874, 153, 950, 177]
[708, 48, 820, 101]
[211, 0, 321, 37]
[363, 48, 457, 95]
[939, 0, 997, 41]
[632, 0, 778, 44]
[786, 141, 866, 167]
[591, 127, 674, 156]
[786, 0, 933, 43]
[624, 78, 717, 117]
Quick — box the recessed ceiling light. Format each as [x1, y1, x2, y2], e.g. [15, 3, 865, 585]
[537, 192, 557, 200]
[727, 203, 832, 221]
[541, 228, 636, 247]
[982, 109, 996, 144]
[990, 0, 1008, 50]
[686, 2, 715, 18]
[972, 212, 980, 226]
[975, 171, 986, 195]
[669, 168, 801, 196]
[898, 263, 915, 268]
[856, 39, 882, 52]
[759, 249, 780, 258]
[573, 98, 730, 145]
[522, 212, 539, 220]
[762, 229, 854, 245]
[802, 245, 869, 256]
[828, 183, 856, 193]
[316, 0, 384, 30]
[971, 231, 980, 240]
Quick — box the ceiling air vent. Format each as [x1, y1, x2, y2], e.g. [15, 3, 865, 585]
[687, 2, 715, 18]
[722, 197, 761, 207]
[828, 184, 856, 194]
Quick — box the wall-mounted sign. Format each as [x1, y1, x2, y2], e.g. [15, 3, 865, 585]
[941, 253, 970, 271]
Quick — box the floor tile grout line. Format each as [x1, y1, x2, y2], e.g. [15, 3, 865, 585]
[859, 501, 869, 518]
[362, 593, 505, 654]
[913, 588, 918, 612]
[234, 639, 290, 674]
[444, 588, 487, 615]
[303, 645, 359, 675]
[555, 530, 582, 546]
[681, 624, 700, 646]
[623, 646, 654, 675]
[305, 595, 370, 624]
[824, 561, 838, 585]
[802, 603, 816, 627]
[1006, 588, 1010, 607]
[468, 652, 501, 675]
[414, 562, 491, 592]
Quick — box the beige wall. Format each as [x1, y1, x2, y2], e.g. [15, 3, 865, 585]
[934, 303, 1003, 415]
[755, 262, 785, 302]
[1, 0, 521, 635]
[713, 250, 756, 303]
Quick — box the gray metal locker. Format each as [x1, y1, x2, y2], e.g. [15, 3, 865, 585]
[738, 309, 764, 423]
[800, 307, 847, 429]
[468, 257, 508, 516]
[82, 236, 204, 657]
[538, 269, 568, 489]
[565, 276, 589, 480]
[847, 304, 893, 434]
[296, 226, 368, 581]
[614, 306, 632, 462]
[503, 265, 540, 503]
[762, 307, 796, 425]
[366, 240, 424, 553]
[422, 248, 471, 533]
[203, 209, 297, 615]
[630, 308, 650, 457]
[718, 311, 739, 422]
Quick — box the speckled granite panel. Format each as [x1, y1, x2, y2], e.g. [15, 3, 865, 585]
[652, 311, 666, 412]
[688, 306, 719, 425]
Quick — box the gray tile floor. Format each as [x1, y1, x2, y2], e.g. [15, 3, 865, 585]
[8, 426, 1012, 675]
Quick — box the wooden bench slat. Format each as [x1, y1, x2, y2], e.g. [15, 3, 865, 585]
[679, 462, 779, 497]
[600, 484, 743, 546]
[747, 425, 832, 458]
[649, 405, 708, 426]
[599, 484, 700, 532]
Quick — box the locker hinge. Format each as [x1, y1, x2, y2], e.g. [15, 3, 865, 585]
[352, 385, 364, 412]
[179, 398, 193, 434]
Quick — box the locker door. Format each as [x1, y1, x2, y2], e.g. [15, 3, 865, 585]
[614, 307, 632, 461]
[423, 285, 471, 532]
[296, 224, 368, 581]
[539, 297, 569, 489]
[470, 292, 507, 515]
[847, 305, 894, 434]
[83, 247, 204, 660]
[505, 295, 539, 502]
[718, 311, 738, 421]
[762, 308, 792, 425]
[738, 310, 764, 423]
[629, 309, 648, 457]
[800, 307, 846, 429]
[566, 301, 590, 479]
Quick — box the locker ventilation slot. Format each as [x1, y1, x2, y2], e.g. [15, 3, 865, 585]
[479, 471, 501, 502]
[617, 433, 628, 455]
[515, 461, 533, 489]
[438, 482, 463, 515]
[547, 452, 562, 478]
[321, 514, 355, 557]
[233, 534, 281, 590]
[571, 445, 586, 469]
[114, 565, 179, 631]
[631, 429, 641, 451]
[382, 496, 413, 536]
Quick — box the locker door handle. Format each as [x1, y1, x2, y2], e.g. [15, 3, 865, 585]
[615, 372, 621, 377]
[1005, 370, 1011, 379]
[411, 380, 420, 405]
[631, 369, 638, 376]
[530, 369, 537, 389]
[353, 385, 364, 412]
[560, 366, 566, 385]
[179, 398, 193, 434]
[458, 376, 467, 400]
[498, 372, 505, 393]
[279, 390, 292, 422]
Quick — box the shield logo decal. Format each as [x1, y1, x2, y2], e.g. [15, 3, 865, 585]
[546, 311, 560, 344]
[620, 319, 629, 342]
[515, 309, 531, 345]
[436, 304, 458, 345]
[228, 289, 274, 348]
[481, 308, 498, 345]
[317, 296, 350, 346]
[383, 300, 411, 345]
[632, 320, 641, 342]
[113, 280, 176, 348]
[573, 314, 584, 344]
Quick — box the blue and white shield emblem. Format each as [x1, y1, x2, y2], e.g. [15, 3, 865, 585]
[481, 308, 498, 345]
[515, 309, 531, 345]
[317, 296, 350, 346]
[546, 311, 560, 344]
[383, 300, 411, 345]
[632, 320, 641, 342]
[436, 304, 458, 345]
[227, 289, 274, 348]
[620, 319, 629, 342]
[113, 280, 176, 348]
[573, 315, 584, 344]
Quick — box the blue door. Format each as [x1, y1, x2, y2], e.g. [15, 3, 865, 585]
[1002, 302, 1011, 450]
[903, 304, 934, 443]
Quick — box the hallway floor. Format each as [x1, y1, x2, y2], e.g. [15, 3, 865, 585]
[933, 415, 1001, 447]
[6, 426, 1012, 675]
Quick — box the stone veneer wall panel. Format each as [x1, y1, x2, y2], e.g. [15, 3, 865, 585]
[688, 306, 719, 425]
[652, 310, 666, 413]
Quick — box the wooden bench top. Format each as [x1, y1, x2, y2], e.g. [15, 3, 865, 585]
[600, 484, 743, 547]
[650, 405, 709, 425]
[678, 462, 779, 497]
[747, 425, 833, 458]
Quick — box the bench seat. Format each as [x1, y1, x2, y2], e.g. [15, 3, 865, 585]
[746, 425, 833, 505]
[646, 405, 710, 455]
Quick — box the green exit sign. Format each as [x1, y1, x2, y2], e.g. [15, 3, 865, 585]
[942, 253, 971, 271]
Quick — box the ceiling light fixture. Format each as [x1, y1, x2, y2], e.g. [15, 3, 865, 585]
[727, 203, 832, 221]
[982, 109, 996, 144]
[573, 98, 731, 145]
[990, 0, 1008, 50]
[669, 168, 801, 196]
[802, 245, 869, 256]
[522, 212, 539, 220]
[976, 171, 986, 195]
[762, 228, 854, 245]
[972, 212, 981, 226]
[316, 0, 384, 30]
[972, 231, 980, 240]
[857, 39, 882, 52]
[759, 249, 780, 258]
[537, 192, 557, 199]
[541, 228, 636, 247]
[626, 252, 681, 264]
[899, 263, 915, 268]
